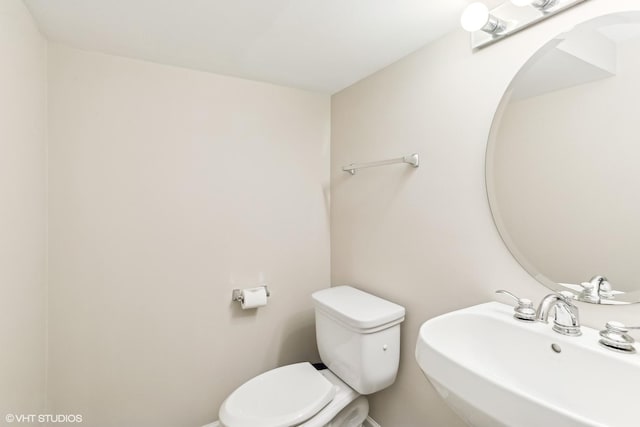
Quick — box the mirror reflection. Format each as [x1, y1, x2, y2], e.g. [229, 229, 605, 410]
[487, 12, 640, 304]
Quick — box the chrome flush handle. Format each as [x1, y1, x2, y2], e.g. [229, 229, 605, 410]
[495, 290, 536, 321]
[599, 321, 640, 354]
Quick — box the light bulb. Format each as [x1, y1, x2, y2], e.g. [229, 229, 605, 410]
[460, 2, 505, 34]
[460, 2, 490, 32]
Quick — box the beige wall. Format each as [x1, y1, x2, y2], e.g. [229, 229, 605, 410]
[47, 44, 330, 426]
[331, 0, 640, 425]
[0, 0, 48, 417]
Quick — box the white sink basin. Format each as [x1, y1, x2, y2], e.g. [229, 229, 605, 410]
[415, 302, 640, 427]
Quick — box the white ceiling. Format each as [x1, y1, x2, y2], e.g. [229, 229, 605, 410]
[23, 0, 491, 93]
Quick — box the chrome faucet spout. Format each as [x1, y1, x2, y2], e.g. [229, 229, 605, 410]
[535, 294, 562, 323]
[536, 292, 581, 336]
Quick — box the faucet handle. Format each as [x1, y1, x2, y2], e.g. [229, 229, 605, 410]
[495, 290, 536, 321]
[599, 321, 640, 353]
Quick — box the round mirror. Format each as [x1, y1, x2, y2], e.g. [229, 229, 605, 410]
[487, 12, 640, 304]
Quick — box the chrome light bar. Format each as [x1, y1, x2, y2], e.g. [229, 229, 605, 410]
[462, 0, 589, 50]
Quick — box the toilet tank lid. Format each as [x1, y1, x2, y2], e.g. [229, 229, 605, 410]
[312, 286, 405, 331]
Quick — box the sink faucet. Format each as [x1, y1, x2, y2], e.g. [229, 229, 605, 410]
[579, 275, 613, 303]
[536, 292, 581, 336]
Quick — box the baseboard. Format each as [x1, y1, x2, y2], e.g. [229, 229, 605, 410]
[363, 416, 381, 427]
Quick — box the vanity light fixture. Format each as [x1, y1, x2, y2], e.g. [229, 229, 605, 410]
[461, 0, 589, 50]
[510, 0, 556, 9]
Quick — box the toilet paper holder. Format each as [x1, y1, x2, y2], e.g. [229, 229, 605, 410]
[232, 285, 271, 304]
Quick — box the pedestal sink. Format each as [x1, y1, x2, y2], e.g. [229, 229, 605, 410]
[415, 302, 640, 427]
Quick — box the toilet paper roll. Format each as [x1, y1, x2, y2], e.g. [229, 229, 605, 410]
[241, 287, 268, 309]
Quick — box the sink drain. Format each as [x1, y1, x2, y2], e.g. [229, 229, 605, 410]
[551, 343, 562, 353]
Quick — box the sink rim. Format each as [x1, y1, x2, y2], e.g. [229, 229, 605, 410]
[418, 302, 640, 366]
[415, 301, 640, 427]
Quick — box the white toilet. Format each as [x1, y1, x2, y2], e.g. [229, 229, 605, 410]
[205, 285, 405, 427]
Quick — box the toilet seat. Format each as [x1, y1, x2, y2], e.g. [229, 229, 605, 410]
[219, 362, 336, 427]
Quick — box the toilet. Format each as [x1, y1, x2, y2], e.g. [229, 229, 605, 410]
[204, 285, 405, 427]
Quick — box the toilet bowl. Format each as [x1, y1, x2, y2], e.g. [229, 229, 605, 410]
[204, 286, 405, 427]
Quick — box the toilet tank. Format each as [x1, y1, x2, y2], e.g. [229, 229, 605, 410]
[311, 286, 405, 395]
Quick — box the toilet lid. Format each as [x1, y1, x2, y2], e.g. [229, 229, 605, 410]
[219, 362, 336, 427]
